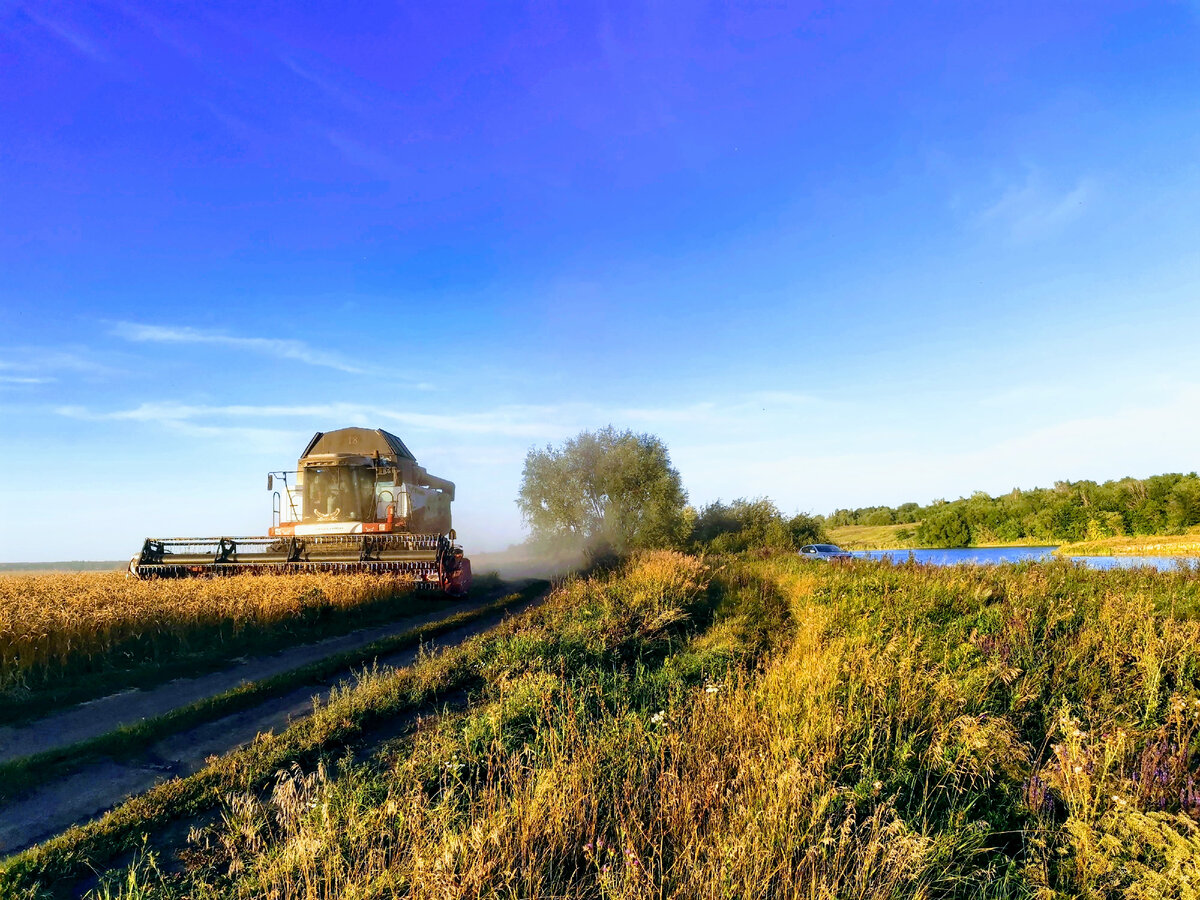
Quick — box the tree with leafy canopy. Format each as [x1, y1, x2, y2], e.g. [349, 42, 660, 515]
[517, 427, 690, 556]
[916, 508, 972, 548]
[691, 497, 826, 552]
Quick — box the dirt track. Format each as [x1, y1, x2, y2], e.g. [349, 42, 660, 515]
[0, 585, 545, 857]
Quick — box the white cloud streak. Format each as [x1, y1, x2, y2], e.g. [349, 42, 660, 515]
[0, 376, 53, 385]
[53, 393, 817, 441]
[23, 7, 109, 62]
[280, 55, 369, 115]
[979, 170, 1096, 241]
[56, 401, 584, 439]
[324, 131, 409, 182]
[0, 348, 114, 381]
[110, 322, 367, 374]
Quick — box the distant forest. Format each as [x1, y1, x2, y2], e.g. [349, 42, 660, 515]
[827, 473, 1200, 548]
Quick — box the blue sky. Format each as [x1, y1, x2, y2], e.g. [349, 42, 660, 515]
[2, 1, 1199, 560]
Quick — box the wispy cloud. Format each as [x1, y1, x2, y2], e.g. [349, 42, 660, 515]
[113, 1, 203, 60]
[22, 7, 109, 63]
[324, 131, 409, 181]
[57, 400, 567, 439]
[979, 169, 1096, 241]
[199, 101, 267, 148]
[0, 348, 114, 382]
[53, 391, 833, 445]
[280, 55, 369, 115]
[110, 322, 368, 374]
[57, 402, 353, 422]
[0, 375, 52, 385]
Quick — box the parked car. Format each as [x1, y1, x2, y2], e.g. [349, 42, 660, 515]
[798, 543, 853, 561]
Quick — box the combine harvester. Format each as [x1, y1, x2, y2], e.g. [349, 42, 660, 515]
[129, 427, 472, 595]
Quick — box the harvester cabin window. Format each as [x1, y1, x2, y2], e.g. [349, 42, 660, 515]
[304, 467, 376, 522]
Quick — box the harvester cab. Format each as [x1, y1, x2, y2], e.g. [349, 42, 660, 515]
[268, 428, 455, 537]
[129, 428, 472, 595]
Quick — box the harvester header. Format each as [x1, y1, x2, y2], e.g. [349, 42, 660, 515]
[129, 427, 472, 594]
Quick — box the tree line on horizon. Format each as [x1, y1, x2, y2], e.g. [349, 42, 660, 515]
[828, 472, 1200, 547]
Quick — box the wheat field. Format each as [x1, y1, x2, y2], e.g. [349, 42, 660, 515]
[0, 572, 421, 698]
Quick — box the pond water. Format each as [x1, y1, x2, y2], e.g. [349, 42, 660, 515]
[853, 546, 1198, 572]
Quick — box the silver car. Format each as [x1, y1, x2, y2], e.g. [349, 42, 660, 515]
[798, 543, 853, 561]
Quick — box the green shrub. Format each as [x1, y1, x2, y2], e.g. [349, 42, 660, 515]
[916, 508, 972, 547]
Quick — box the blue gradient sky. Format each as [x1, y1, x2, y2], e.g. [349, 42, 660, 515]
[3, 2, 1199, 560]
